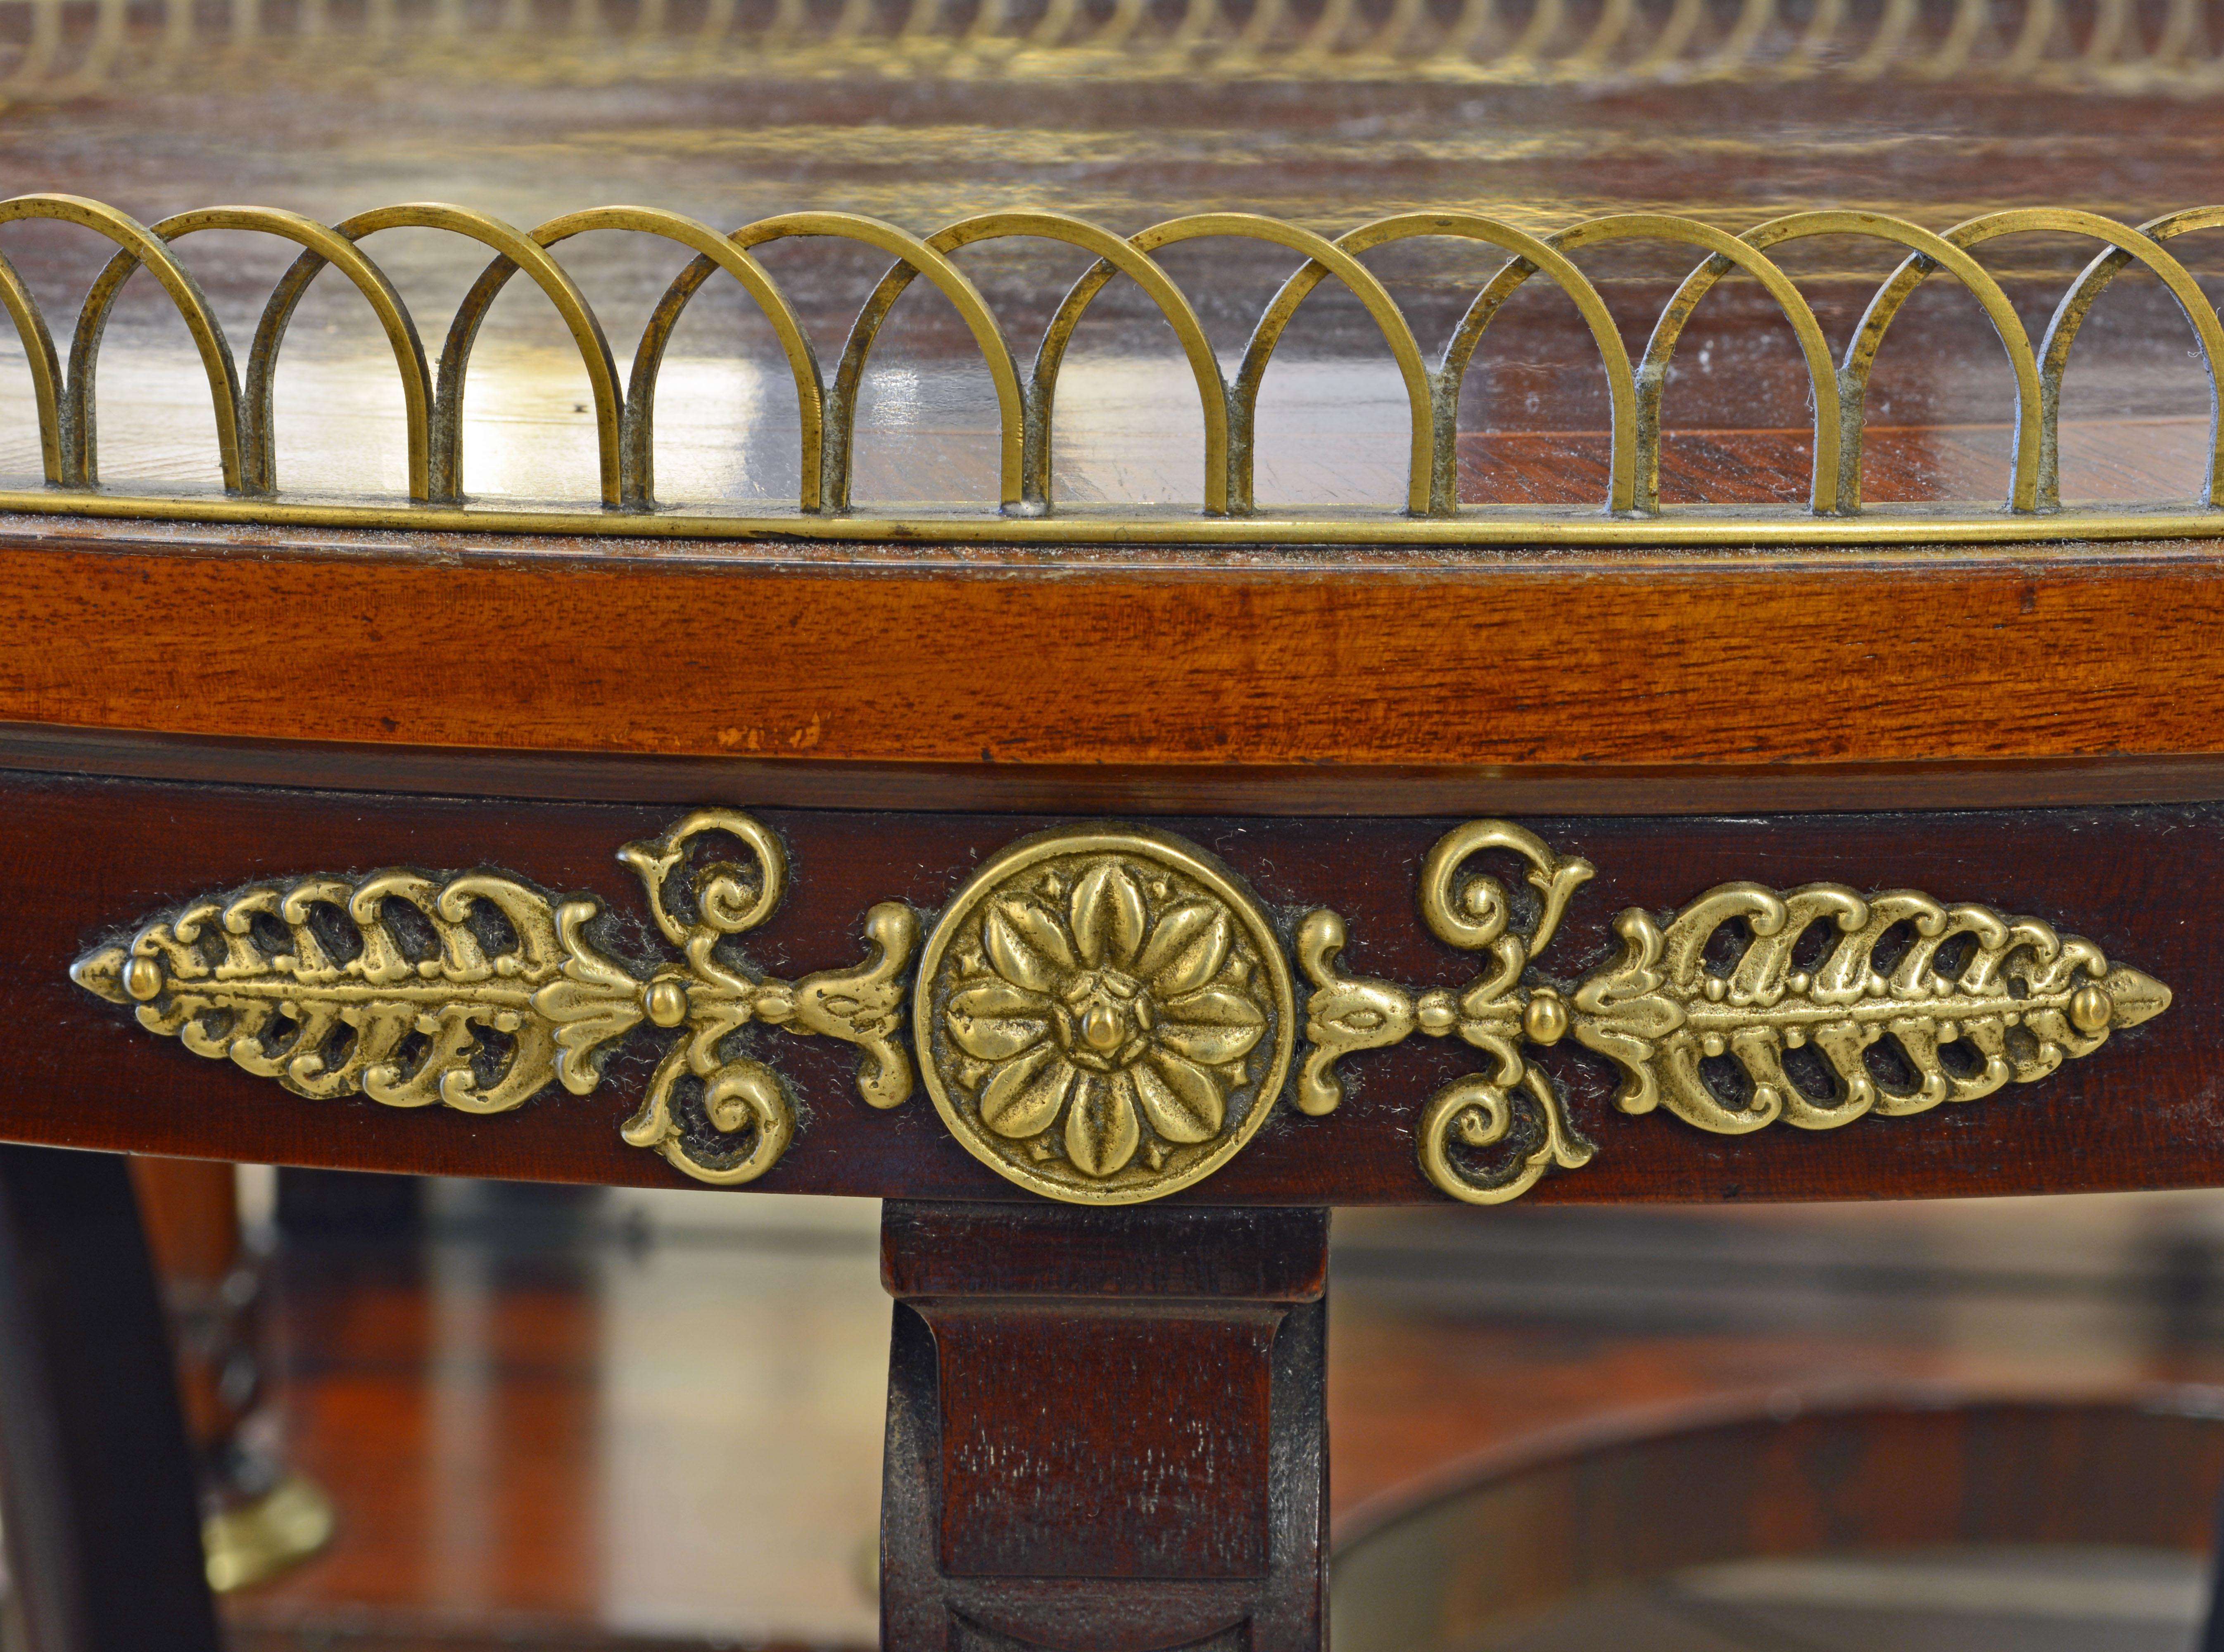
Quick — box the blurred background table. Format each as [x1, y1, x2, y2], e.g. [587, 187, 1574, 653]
[201, 1178, 2224, 1651]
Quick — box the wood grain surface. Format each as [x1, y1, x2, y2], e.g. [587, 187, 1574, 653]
[882, 1203, 1328, 1648]
[9, 771, 2214, 1208]
[0, 522, 2218, 798]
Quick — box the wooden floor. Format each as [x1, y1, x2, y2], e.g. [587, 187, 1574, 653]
[211, 1182, 2224, 1650]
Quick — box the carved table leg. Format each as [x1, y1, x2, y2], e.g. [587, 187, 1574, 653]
[880, 1202, 1329, 1652]
[0, 1145, 221, 1652]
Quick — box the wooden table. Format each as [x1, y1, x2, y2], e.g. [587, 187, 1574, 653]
[0, 30, 2218, 1651]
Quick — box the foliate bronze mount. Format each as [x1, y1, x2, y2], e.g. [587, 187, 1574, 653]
[1299, 822, 2174, 1203]
[71, 809, 916, 1187]
[72, 814, 2172, 1204]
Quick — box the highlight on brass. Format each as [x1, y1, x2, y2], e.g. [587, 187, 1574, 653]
[68, 808, 917, 1187]
[6, 0, 2224, 92]
[5, 191, 2224, 545]
[1302, 820, 2173, 1205]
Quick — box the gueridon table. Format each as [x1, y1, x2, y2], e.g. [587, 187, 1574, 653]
[0, 26, 2218, 1650]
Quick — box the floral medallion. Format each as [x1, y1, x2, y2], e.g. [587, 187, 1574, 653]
[912, 827, 1297, 1204]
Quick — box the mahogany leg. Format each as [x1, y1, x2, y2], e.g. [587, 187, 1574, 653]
[880, 1202, 1330, 1652]
[0, 1144, 221, 1652]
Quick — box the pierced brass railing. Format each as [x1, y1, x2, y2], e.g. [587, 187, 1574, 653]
[2, 191, 2222, 546]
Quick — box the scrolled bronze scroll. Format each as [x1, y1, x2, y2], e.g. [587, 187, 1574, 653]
[1301, 822, 2174, 1205]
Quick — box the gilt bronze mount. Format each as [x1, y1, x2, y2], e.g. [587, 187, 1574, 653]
[912, 827, 1297, 1205]
[71, 812, 2172, 1204]
[1300, 821, 2174, 1203]
[71, 808, 915, 1187]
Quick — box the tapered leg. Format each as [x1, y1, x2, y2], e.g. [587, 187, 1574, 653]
[0, 1145, 221, 1652]
[880, 1202, 1329, 1652]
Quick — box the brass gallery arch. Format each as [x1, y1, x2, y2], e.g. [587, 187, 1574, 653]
[1, 191, 2223, 547]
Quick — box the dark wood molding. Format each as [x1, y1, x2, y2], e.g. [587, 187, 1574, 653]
[3, 723, 2223, 817]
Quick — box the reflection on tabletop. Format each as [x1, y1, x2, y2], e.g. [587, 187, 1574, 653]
[212, 1179, 2224, 1648]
